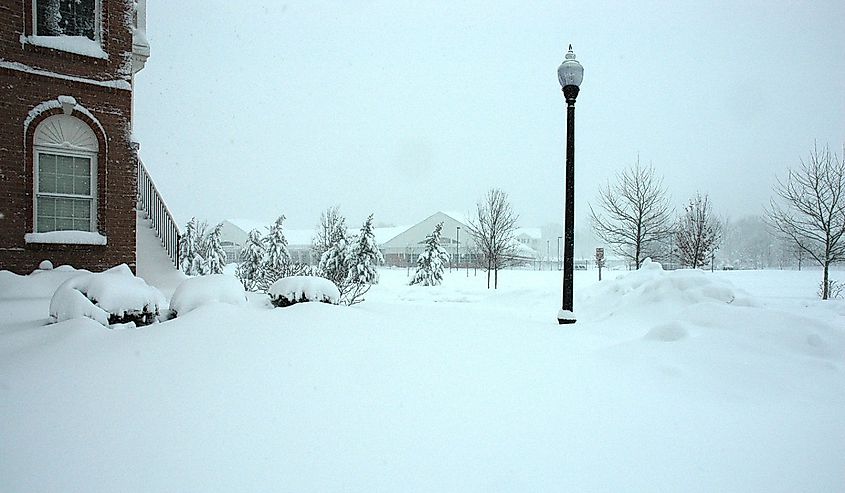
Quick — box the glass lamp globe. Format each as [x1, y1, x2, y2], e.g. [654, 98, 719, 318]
[557, 45, 584, 88]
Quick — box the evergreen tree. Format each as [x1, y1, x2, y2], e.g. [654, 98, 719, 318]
[319, 235, 351, 290]
[237, 229, 266, 291]
[410, 222, 450, 286]
[192, 220, 210, 275]
[179, 217, 198, 275]
[347, 214, 384, 285]
[343, 214, 384, 304]
[204, 222, 227, 275]
[262, 215, 291, 280]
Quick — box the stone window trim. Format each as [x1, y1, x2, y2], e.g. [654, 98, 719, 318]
[24, 101, 109, 245]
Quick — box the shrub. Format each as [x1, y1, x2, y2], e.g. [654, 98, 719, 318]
[170, 274, 247, 316]
[267, 276, 340, 308]
[49, 265, 165, 327]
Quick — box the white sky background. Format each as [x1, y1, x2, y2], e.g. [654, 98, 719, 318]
[134, 0, 845, 230]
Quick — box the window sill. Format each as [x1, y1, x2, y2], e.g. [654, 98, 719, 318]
[21, 35, 108, 60]
[26, 231, 108, 246]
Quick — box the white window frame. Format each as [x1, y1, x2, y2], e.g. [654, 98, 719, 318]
[33, 146, 98, 234]
[31, 0, 103, 44]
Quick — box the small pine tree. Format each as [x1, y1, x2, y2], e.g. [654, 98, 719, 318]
[204, 222, 227, 275]
[410, 222, 450, 286]
[343, 214, 384, 304]
[179, 217, 198, 275]
[262, 215, 291, 284]
[237, 229, 266, 291]
[348, 214, 384, 285]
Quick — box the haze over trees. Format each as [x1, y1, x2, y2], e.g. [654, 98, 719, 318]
[589, 160, 674, 269]
[467, 188, 519, 289]
[766, 144, 845, 300]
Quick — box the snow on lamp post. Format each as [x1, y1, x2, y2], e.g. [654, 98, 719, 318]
[557, 44, 583, 325]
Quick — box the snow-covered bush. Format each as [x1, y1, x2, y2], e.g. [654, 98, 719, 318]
[49, 265, 165, 327]
[268, 276, 340, 308]
[170, 274, 247, 316]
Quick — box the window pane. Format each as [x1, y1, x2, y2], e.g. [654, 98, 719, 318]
[39, 153, 56, 173]
[73, 177, 91, 195]
[73, 157, 91, 177]
[54, 198, 74, 218]
[37, 216, 56, 233]
[56, 155, 74, 174]
[36, 0, 96, 39]
[55, 218, 74, 231]
[38, 196, 56, 216]
[73, 200, 91, 220]
[56, 175, 74, 194]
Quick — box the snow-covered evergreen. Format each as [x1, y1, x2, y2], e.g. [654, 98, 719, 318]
[204, 222, 227, 275]
[263, 215, 291, 275]
[341, 214, 384, 304]
[347, 214, 383, 286]
[180, 217, 208, 276]
[236, 229, 266, 291]
[410, 222, 450, 286]
[179, 217, 198, 275]
[319, 236, 351, 291]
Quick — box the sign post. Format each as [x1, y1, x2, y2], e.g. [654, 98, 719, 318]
[595, 248, 605, 281]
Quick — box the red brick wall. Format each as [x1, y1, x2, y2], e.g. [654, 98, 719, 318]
[0, 0, 137, 274]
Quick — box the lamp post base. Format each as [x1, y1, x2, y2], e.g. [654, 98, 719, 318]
[557, 309, 576, 325]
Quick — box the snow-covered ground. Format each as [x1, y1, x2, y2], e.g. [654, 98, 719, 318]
[1, 262, 844, 492]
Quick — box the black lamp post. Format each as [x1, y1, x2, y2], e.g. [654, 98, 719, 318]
[557, 44, 583, 325]
[456, 226, 461, 271]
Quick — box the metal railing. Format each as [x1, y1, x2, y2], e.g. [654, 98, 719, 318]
[137, 159, 180, 268]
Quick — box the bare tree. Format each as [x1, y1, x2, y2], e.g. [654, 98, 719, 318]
[675, 192, 722, 269]
[589, 160, 674, 269]
[466, 188, 519, 289]
[766, 144, 845, 299]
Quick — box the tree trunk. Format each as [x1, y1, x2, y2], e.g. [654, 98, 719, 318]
[822, 262, 830, 300]
[494, 268, 499, 289]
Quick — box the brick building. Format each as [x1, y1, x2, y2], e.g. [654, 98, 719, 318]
[0, 0, 149, 274]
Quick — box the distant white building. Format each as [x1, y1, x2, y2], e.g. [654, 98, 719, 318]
[219, 211, 541, 268]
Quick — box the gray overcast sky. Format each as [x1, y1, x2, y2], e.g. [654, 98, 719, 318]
[134, 0, 845, 231]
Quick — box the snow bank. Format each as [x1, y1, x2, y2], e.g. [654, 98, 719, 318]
[0, 264, 88, 300]
[581, 259, 755, 320]
[170, 275, 247, 316]
[49, 265, 165, 326]
[268, 276, 340, 307]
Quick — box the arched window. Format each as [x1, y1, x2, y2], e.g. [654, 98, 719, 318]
[33, 114, 98, 233]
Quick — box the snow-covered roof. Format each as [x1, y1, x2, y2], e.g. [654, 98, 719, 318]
[514, 227, 542, 240]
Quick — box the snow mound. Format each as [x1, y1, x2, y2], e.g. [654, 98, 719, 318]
[644, 321, 690, 342]
[170, 275, 247, 316]
[583, 259, 754, 319]
[0, 265, 90, 300]
[49, 265, 165, 327]
[268, 276, 340, 307]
